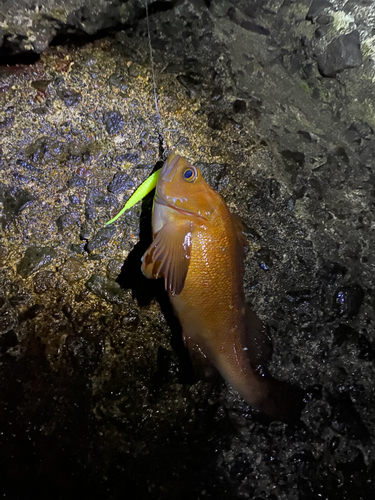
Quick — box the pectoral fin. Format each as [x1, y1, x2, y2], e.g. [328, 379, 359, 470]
[141, 221, 192, 295]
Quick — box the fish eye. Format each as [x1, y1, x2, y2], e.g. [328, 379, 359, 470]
[183, 167, 197, 183]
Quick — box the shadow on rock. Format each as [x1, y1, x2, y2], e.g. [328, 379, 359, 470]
[116, 168, 195, 385]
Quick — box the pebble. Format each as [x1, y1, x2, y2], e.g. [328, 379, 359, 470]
[107, 73, 128, 91]
[86, 188, 115, 207]
[60, 257, 88, 283]
[0, 186, 34, 227]
[69, 243, 86, 254]
[17, 246, 57, 278]
[87, 226, 116, 252]
[85, 274, 130, 304]
[68, 174, 87, 188]
[84, 206, 96, 221]
[103, 110, 125, 135]
[33, 270, 56, 293]
[107, 172, 135, 194]
[207, 111, 229, 131]
[57, 88, 82, 106]
[56, 211, 80, 232]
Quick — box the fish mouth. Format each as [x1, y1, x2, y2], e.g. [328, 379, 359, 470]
[155, 193, 207, 220]
[160, 153, 181, 183]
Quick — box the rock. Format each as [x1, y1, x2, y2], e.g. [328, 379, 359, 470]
[333, 284, 364, 318]
[86, 188, 116, 207]
[107, 73, 128, 91]
[233, 99, 246, 114]
[358, 334, 375, 361]
[33, 270, 56, 293]
[85, 274, 130, 304]
[306, 0, 332, 22]
[0, 244, 8, 263]
[17, 247, 57, 278]
[57, 89, 82, 106]
[87, 226, 116, 252]
[119, 152, 140, 164]
[69, 195, 80, 205]
[69, 243, 86, 254]
[0, 330, 18, 352]
[19, 304, 45, 322]
[68, 174, 87, 188]
[329, 392, 370, 441]
[107, 172, 135, 194]
[176, 75, 203, 98]
[56, 211, 81, 231]
[106, 258, 124, 279]
[84, 206, 96, 221]
[317, 30, 363, 77]
[103, 110, 125, 135]
[207, 111, 229, 130]
[240, 20, 270, 36]
[333, 324, 357, 347]
[0, 305, 16, 333]
[196, 162, 228, 191]
[0, 185, 34, 228]
[316, 14, 333, 25]
[60, 257, 88, 283]
[120, 308, 140, 332]
[79, 222, 93, 241]
[64, 332, 104, 374]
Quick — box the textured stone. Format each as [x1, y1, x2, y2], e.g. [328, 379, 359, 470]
[17, 247, 57, 278]
[85, 274, 129, 304]
[107, 172, 134, 194]
[306, 0, 332, 21]
[60, 256, 88, 283]
[87, 226, 116, 252]
[318, 30, 363, 77]
[103, 110, 125, 135]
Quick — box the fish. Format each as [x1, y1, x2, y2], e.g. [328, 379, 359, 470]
[141, 152, 303, 422]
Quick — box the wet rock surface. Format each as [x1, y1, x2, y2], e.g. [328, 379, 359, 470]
[1, 0, 375, 499]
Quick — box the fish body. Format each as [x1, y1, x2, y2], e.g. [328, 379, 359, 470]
[142, 153, 302, 421]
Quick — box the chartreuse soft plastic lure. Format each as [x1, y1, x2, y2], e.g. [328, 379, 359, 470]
[106, 169, 161, 225]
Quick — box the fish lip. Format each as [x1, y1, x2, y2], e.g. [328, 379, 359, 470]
[155, 193, 208, 220]
[160, 154, 180, 183]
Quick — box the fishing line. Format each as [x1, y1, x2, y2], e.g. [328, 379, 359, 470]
[145, 0, 165, 159]
[106, 3, 165, 225]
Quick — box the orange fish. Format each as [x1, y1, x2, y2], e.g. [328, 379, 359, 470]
[142, 153, 303, 421]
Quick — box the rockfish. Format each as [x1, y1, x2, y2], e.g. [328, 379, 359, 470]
[142, 153, 302, 421]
